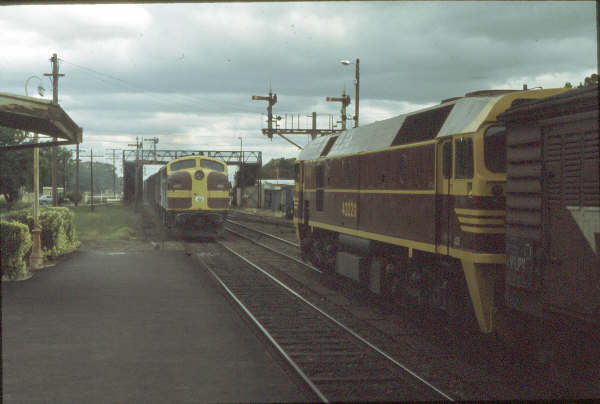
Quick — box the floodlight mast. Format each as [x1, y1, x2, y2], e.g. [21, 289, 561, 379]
[340, 58, 359, 127]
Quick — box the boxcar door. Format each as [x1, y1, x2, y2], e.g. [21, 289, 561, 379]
[436, 139, 453, 254]
[541, 109, 600, 319]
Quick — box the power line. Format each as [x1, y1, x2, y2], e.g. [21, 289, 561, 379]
[59, 58, 261, 114]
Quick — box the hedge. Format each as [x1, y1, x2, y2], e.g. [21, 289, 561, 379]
[8, 207, 80, 259]
[1, 220, 32, 280]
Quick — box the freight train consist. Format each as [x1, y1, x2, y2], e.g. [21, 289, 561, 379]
[144, 155, 229, 238]
[293, 87, 599, 334]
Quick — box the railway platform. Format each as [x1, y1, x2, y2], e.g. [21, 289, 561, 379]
[1, 244, 307, 403]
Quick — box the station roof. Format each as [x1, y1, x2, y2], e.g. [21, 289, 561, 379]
[0, 92, 83, 150]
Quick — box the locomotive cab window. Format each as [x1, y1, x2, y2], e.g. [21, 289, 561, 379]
[200, 159, 225, 172]
[484, 126, 507, 173]
[455, 137, 473, 179]
[170, 159, 196, 171]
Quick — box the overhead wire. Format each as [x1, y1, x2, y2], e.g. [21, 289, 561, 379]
[59, 58, 263, 114]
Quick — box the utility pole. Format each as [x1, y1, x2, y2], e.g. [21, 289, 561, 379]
[107, 148, 119, 197]
[354, 58, 360, 127]
[128, 138, 141, 211]
[239, 137, 244, 208]
[44, 53, 64, 206]
[326, 89, 351, 131]
[90, 149, 94, 212]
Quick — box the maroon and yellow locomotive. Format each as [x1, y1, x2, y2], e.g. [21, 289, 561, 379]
[145, 155, 229, 238]
[294, 87, 599, 334]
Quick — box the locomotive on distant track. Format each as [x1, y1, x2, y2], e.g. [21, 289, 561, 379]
[144, 154, 229, 238]
[293, 86, 599, 335]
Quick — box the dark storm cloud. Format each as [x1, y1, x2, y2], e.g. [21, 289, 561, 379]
[1, 1, 596, 163]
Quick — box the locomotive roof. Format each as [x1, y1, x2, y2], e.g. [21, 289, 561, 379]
[297, 88, 568, 161]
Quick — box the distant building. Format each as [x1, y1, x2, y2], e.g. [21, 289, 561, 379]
[236, 179, 294, 217]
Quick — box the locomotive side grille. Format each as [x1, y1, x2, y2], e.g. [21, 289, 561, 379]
[504, 125, 544, 298]
[505, 126, 543, 239]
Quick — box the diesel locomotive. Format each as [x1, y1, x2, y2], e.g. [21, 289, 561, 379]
[144, 154, 229, 238]
[294, 87, 599, 334]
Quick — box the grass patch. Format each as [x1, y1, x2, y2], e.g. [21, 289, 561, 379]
[68, 204, 141, 242]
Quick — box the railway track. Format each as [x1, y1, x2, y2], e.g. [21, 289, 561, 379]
[224, 219, 303, 261]
[218, 215, 564, 400]
[186, 236, 453, 402]
[139, 208, 595, 400]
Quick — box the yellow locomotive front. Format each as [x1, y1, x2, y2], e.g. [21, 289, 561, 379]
[165, 155, 229, 237]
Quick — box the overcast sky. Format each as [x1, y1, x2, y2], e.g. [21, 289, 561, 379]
[1, 1, 597, 177]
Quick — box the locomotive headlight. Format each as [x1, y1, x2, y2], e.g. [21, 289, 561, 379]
[194, 170, 205, 180]
[195, 196, 205, 203]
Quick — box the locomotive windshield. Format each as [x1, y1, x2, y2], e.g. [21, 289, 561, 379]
[484, 126, 507, 173]
[170, 159, 196, 171]
[200, 159, 225, 172]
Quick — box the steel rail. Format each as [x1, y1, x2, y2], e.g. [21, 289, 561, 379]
[194, 249, 329, 403]
[225, 218, 299, 247]
[225, 227, 321, 274]
[218, 241, 455, 402]
[226, 210, 295, 229]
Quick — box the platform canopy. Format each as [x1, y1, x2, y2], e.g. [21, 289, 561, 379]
[0, 92, 82, 150]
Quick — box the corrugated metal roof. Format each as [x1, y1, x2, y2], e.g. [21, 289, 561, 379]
[0, 92, 82, 149]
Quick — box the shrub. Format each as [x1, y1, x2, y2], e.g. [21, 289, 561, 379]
[1, 220, 32, 280]
[8, 207, 80, 258]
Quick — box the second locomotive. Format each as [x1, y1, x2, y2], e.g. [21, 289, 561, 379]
[144, 155, 230, 238]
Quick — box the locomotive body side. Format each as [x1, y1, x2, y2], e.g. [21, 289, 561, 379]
[145, 155, 229, 238]
[294, 88, 570, 333]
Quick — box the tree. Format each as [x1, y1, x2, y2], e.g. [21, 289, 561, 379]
[583, 73, 598, 88]
[1, 126, 78, 204]
[76, 161, 118, 193]
[0, 127, 33, 205]
[260, 158, 296, 179]
[565, 73, 598, 89]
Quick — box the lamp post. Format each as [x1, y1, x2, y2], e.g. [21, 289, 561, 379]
[340, 58, 360, 128]
[25, 76, 46, 270]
